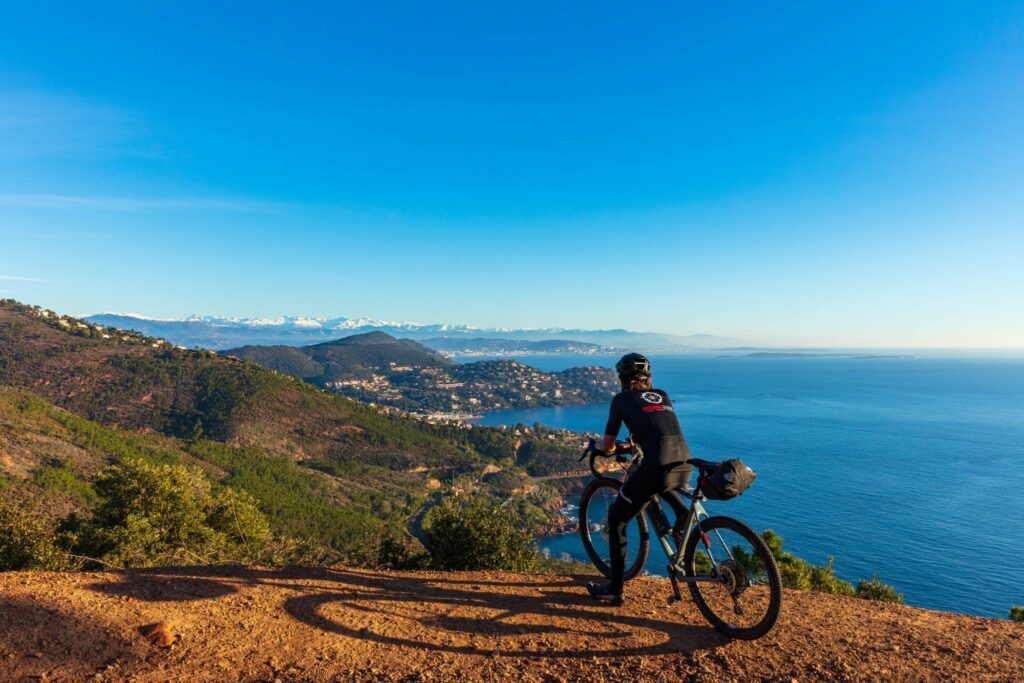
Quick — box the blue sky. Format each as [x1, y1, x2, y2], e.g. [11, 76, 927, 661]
[1, 2, 1022, 347]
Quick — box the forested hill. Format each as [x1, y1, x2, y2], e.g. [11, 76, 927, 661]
[225, 332, 451, 383]
[0, 300, 586, 565]
[225, 332, 617, 414]
[0, 301, 461, 468]
[0, 300, 577, 473]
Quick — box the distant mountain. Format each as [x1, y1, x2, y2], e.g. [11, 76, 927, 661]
[225, 331, 617, 413]
[422, 337, 609, 356]
[84, 313, 744, 351]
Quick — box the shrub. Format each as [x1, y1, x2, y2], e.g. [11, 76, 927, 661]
[760, 529, 854, 595]
[74, 459, 274, 567]
[0, 501, 68, 571]
[76, 459, 219, 567]
[1010, 605, 1024, 622]
[857, 575, 904, 604]
[374, 529, 428, 570]
[424, 497, 537, 572]
[807, 557, 857, 596]
[759, 529, 899, 601]
[207, 488, 273, 561]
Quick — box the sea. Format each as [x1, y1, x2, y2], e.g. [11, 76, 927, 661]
[461, 353, 1024, 619]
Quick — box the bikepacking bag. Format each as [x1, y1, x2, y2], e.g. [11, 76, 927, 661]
[700, 459, 757, 500]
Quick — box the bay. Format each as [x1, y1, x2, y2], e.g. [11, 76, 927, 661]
[463, 353, 1024, 619]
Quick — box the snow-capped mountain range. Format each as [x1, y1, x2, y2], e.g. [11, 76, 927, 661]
[84, 312, 745, 352]
[179, 314, 474, 332]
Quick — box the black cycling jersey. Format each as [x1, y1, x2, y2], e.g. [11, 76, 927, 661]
[601, 387, 694, 595]
[604, 388, 689, 465]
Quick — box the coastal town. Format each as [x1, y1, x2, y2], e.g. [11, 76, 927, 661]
[324, 358, 616, 417]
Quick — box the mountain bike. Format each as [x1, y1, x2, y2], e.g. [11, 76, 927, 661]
[577, 438, 782, 640]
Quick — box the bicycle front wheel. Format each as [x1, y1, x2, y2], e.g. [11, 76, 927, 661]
[578, 477, 649, 581]
[681, 515, 782, 640]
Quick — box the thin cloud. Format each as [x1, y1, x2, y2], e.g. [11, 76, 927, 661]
[0, 274, 50, 282]
[0, 194, 281, 213]
[0, 88, 140, 159]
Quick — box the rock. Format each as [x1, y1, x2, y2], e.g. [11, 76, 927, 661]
[139, 621, 174, 648]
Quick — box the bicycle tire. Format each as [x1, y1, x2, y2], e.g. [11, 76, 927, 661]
[681, 515, 782, 640]
[578, 477, 649, 581]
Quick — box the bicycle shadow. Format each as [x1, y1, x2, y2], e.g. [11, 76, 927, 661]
[88, 566, 728, 660]
[284, 568, 727, 659]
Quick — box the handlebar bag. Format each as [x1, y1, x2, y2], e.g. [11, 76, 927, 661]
[700, 459, 757, 500]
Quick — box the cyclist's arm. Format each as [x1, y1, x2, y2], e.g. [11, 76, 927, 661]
[598, 395, 624, 454]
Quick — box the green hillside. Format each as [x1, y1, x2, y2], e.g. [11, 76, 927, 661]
[0, 379, 585, 566]
[0, 300, 586, 567]
[0, 300, 470, 469]
[0, 385, 419, 561]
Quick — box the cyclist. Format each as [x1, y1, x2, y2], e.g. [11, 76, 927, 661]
[586, 352, 694, 606]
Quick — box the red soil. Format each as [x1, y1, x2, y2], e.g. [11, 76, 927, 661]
[0, 566, 1020, 682]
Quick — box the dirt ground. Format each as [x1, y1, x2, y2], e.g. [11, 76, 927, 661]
[0, 566, 1021, 682]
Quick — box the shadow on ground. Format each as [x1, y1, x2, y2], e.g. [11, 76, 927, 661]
[88, 566, 727, 660]
[0, 595, 142, 679]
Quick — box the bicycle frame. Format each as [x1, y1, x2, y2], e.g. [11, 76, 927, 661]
[647, 489, 729, 585]
[583, 441, 734, 586]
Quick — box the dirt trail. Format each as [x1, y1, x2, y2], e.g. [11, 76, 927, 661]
[0, 566, 1020, 682]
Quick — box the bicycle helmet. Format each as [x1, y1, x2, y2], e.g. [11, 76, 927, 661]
[615, 352, 650, 380]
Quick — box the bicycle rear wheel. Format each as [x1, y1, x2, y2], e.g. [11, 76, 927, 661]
[681, 515, 782, 640]
[578, 478, 649, 581]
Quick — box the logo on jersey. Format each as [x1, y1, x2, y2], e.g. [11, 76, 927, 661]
[641, 391, 663, 404]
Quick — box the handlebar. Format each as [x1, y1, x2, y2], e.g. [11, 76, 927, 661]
[578, 438, 596, 461]
[578, 438, 713, 498]
[579, 438, 632, 478]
